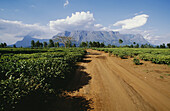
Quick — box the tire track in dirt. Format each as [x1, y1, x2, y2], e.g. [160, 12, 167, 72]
[68, 49, 170, 111]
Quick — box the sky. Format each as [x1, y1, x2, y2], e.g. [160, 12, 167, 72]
[0, 0, 170, 45]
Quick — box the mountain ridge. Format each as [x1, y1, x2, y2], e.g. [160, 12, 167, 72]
[13, 30, 149, 47]
[53, 30, 149, 46]
[14, 35, 49, 47]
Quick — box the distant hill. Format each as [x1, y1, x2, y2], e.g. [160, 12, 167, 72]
[14, 35, 49, 47]
[13, 30, 149, 47]
[53, 30, 149, 46]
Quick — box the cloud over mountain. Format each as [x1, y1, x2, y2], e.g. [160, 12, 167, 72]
[113, 14, 149, 30]
[49, 11, 96, 31]
[0, 11, 152, 45]
[0, 19, 56, 44]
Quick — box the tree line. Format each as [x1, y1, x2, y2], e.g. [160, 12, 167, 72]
[31, 39, 59, 48]
[31, 38, 76, 48]
[80, 39, 170, 48]
[0, 43, 7, 48]
[0, 38, 170, 48]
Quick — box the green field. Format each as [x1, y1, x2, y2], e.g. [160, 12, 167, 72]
[94, 48, 170, 65]
[0, 48, 86, 111]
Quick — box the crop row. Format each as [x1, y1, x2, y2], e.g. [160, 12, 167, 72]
[0, 48, 86, 111]
[94, 48, 170, 65]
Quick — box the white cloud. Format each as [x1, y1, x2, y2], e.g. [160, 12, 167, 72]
[49, 11, 97, 32]
[1, 11, 168, 45]
[0, 19, 57, 44]
[0, 11, 108, 45]
[64, 0, 69, 7]
[119, 28, 170, 45]
[113, 14, 149, 30]
[94, 24, 103, 28]
[0, 11, 150, 45]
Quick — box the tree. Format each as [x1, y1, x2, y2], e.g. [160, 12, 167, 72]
[80, 42, 87, 47]
[111, 45, 116, 48]
[13, 44, 16, 48]
[53, 36, 72, 48]
[86, 41, 89, 47]
[43, 42, 47, 48]
[54, 42, 59, 48]
[108, 44, 111, 48]
[0, 43, 4, 48]
[96, 42, 100, 47]
[160, 43, 166, 48]
[130, 45, 134, 48]
[100, 42, 105, 47]
[141, 44, 144, 48]
[31, 40, 35, 48]
[92, 41, 97, 47]
[73, 44, 76, 47]
[167, 43, 170, 48]
[156, 45, 160, 48]
[35, 40, 40, 48]
[3, 43, 7, 47]
[48, 39, 54, 47]
[40, 43, 43, 48]
[119, 39, 123, 46]
[135, 44, 139, 48]
[89, 41, 93, 47]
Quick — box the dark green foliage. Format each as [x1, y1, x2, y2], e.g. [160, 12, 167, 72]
[135, 44, 139, 48]
[13, 45, 16, 48]
[167, 43, 170, 48]
[133, 58, 140, 65]
[0, 48, 47, 54]
[80, 41, 105, 48]
[94, 48, 170, 65]
[31, 40, 35, 48]
[39, 43, 43, 48]
[108, 44, 111, 48]
[119, 39, 123, 44]
[89, 41, 93, 47]
[118, 52, 128, 59]
[35, 40, 40, 48]
[43, 42, 48, 48]
[111, 45, 116, 48]
[73, 44, 76, 47]
[0, 43, 7, 48]
[100, 42, 105, 47]
[160, 43, 166, 48]
[3, 43, 7, 47]
[55, 42, 60, 48]
[0, 48, 86, 111]
[48, 39, 54, 47]
[80, 42, 88, 47]
[141, 44, 144, 48]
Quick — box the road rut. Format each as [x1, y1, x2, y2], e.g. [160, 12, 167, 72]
[69, 49, 170, 111]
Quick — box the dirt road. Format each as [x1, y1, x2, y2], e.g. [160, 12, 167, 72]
[69, 49, 170, 111]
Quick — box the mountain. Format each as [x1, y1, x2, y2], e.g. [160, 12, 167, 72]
[14, 35, 49, 47]
[53, 30, 149, 46]
[13, 30, 149, 47]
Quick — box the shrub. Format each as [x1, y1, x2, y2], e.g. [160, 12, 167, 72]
[118, 53, 128, 59]
[133, 58, 140, 65]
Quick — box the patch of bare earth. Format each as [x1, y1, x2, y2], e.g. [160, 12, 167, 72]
[67, 49, 170, 111]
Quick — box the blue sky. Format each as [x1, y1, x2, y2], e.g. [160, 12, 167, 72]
[0, 0, 170, 45]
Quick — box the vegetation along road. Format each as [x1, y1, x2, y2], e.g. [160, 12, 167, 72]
[69, 49, 170, 111]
